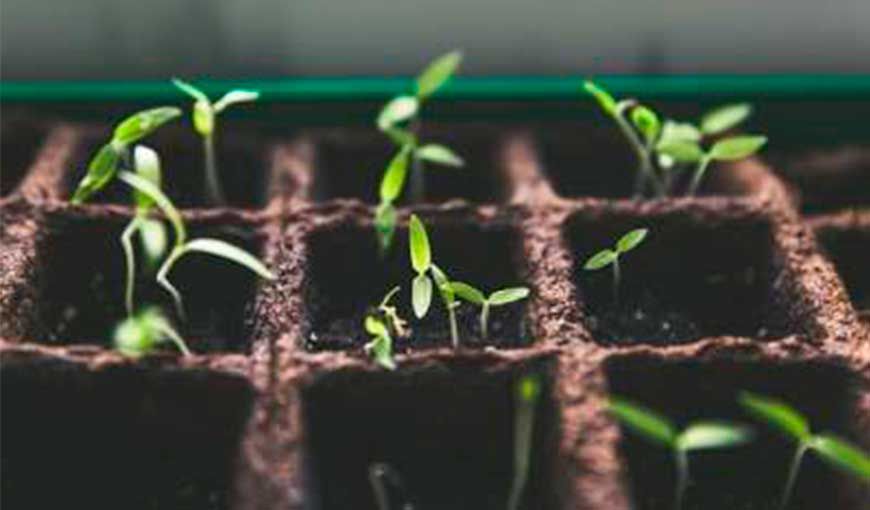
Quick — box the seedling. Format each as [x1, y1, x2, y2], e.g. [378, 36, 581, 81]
[451, 282, 530, 341]
[114, 306, 190, 357]
[364, 286, 409, 370]
[375, 51, 465, 251]
[408, 214, 461, 347]
[585, 81, 766, 197]
[740, 392, 870, 509]
[583, 228, 648, 304]
[507, 373, 542, 510]
[608, 396, 752, 510]
[173, 78, 259, 204]
[70, 106, 181, 203]
[368, 463, 415, 510]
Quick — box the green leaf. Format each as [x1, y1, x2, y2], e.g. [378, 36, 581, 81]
[489, 287, 530, 306]
[657, 140, 704, 163]
[412, 273, 433, 318]
[811, 434, 870, 480]
[416, 144, 464, 167]
[181, 238, 275, 280]
[193, 101, 215, 136]
[380, 146, 411, 202]
[375, 201, 397, 251]
[365, 315, 390, 337]
[630, 105, 660, 143]
[451, 281, 486, 305]
[214, 89, 259, 112]
[517, 374, 541, 403]
[584, 249, 617, 271]
[416, 50, 462, 99]
[739, 392, 811, 442]
[112, 107, 181, 145]
[658, 120, 702, 145]
[117, 171, 186, 244]
[172, 78, 209, 103]
[608, 397, 677, 447]
[616, 228, 649, 254]
[377, 96, 419, 130]
[71, 143, 121, 203]
[409, 214, 431, 274]
[701, 103, 752, 136]
[583, 81, 617, 117]
[139, 218, 168, 265]
[114, 310, 157, 358]
[709, 135, 767, 161]
[132, 145, 162, 210]
[430, 264, 455, 305]
[677, 422, 752, 451]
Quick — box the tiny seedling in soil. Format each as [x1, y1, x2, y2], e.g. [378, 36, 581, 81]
[584, 81, 767, 197]
[609, 396, 753, 510]
[375, 51, 465, 251]
[173, 78, 259, 205]
[408, 214, 461, 348]
[583, 228, 648, 304]
[114, 306, 190, 357]
[740, 392, 870, 509]
[70, 106, 181, 203]
[369, 463, 415, 510]
[364, 286, 409, 370]
[450, 282, 530, 341]
[507, 373, 542, 510]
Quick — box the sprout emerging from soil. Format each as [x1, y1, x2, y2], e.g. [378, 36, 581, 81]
[609, 396, 752, 510]
[70, 106, 181, 203]
[173, 78, 259, 205]
[584, 81, 766, 197]
[114, 306, 190, 357]
[451, 282, 530, 341]
[375, 51, 465, 251]
[369, 462, 415, 510]
[364, 286, 408, 370]
[583, 228, 648, 304]
[408, 214, 461, 347]
[740, 392, 870, 509]
[507, 373, 542, 510]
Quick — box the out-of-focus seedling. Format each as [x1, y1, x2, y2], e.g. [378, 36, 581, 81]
[740, 392, 870, 509]
[369, 462, 415, 510]
[114, 306, 190, 357]
[507, 373, 542, 510]
[70, 107, 181, 203]
[364, 286, 408, 370]
[609, 396, 752, 510]
[173, 78, 259, 204]
[451, 282, 530, 341]
[375, 51, 464, 250]
[583, 228, 648, 304]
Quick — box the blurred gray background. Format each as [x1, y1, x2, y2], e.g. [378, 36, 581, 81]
[2, 0, 870, 79]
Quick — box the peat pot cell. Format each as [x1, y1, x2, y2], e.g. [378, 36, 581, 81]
[816, 225, 870, 313]
[301, 362, 561, 510]
[0, 117, 51, 196]
[29, 214, 265, 353]
[605, 357, 866, 510]
[65, 126, 272, 208]
[1, 363, 253, 510]
[310, 127, 505, 204]
[566, 211, 793, 345]
[779, 146, 870, 213]
[536, 125, 748, 199]
[303, 218, 530, 350]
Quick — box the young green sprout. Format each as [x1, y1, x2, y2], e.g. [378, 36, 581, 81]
[70, 106, 181, 203]
[114, 306, 190, 357]
[583, 228, 648, 304]
[609, 396, 753, 510]
[740, 392, 870, 509]
[368, 463, 415, 510]
[408, 214, 461, 348]
[507, 373, 542, 510]
[173, 78, 259, 204]
[375, 51, 465, 251]
[364, 286, 409, 371]
[584, 81, 766, 197]
[450, 282, 530, 341]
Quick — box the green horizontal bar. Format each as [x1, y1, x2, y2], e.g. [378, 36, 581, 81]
[3, 75, 870, 102]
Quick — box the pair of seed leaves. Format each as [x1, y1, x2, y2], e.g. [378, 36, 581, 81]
[583, 228, 648, 271]
[364, 286, 407, 371]
[172, 78, 258, 137]
[584, 81, 767, 169]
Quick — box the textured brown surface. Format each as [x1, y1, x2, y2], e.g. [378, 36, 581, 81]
[1, 117, 868, 510]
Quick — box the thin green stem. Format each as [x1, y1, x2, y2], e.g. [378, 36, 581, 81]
[674, 448, 689, 510]
[779, 443, 808, 510]
[120, 218, 140, 316]
[612, 257, 621, 306]
[448, 304, 460, 349]
[507, 378, 537, 510]
[156, 245, 187, 320]
[613, 112, 662, 197]
[480, 303, 490, 341]
[155, 321, 192, 356]
[203, 133, 225, 205]
[369, 464, 392, 510]
[407, 119, 424, 203]
[687, 155, 712, 196]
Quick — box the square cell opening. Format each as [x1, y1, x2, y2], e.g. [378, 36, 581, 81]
[1, 364, 254, 510]
[777, 145, 870, 213]
[310, 126, 506, 204]
[816, 225, 870, 313]
[565, 210, 795, 345]
[605, 356, 866, 510]
[1, 118, 50, 196]
[30, 213, 266, 353]
[301, 362, 561, 510]
[304, 217, 530, 350]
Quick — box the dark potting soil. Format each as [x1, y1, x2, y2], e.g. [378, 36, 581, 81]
[584, 291, 703, 345]
[1, 117, 50, 197]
